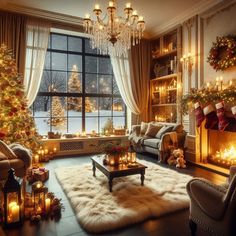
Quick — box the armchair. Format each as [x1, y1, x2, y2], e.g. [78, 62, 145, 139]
[186, 166, 236, 236]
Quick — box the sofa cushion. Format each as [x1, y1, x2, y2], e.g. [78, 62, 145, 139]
[143, 138, 161, 149]
[156, 125, 173, 139]
[140, 122, 149, 134]
[0, 140, 17, 159]
[145, 123, 163, 137]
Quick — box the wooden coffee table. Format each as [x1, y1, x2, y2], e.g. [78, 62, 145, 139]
[91, 156, 147, 192]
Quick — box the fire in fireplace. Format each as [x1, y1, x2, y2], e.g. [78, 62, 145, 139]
[210, 146, 236, 167]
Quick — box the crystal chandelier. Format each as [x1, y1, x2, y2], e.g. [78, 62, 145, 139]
[83, 0, 145, 56]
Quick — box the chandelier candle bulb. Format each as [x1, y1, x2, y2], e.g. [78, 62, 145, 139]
[94, 4, 100, 10]
[109, 1, 114, 7]
[126, 3, 131, 8]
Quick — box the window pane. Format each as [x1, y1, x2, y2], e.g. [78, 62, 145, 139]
[85, 74, 98, 93]
[99, 75, 112, 94]
[52, 52, 67, 71]
[99, 57, 113, 74]
[44, 52, 51, 69]
[85, 117, 98, 133]
[113, 117, 125, 128]
[39, 71, 51, 92]
[68, 37, 82, 52]
[113, 77, 120, 95]
[85, 56, 98, 73]
[99, 97, 112, 116]
[85, 38, 97, 54]
[51, 34, 67, 50]
[68, 117, 82, 133]
[35, 118, 49, 135]
[68, 71, 82, 93]
[113, 98, 125, 116]
[51, 71, 67, 92]
[86, 97, 98, 116]
[99, 117, 113, 133]
[68, 54, 82, 72]
[67, 97, 82, 116]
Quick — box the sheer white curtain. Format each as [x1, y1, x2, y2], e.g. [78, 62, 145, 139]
[111, 53, 140, 116]
[24, 19, 50, 107]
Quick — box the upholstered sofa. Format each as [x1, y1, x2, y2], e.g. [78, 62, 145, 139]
[0, 141, 32, 180]
[129, 122, 186, 162]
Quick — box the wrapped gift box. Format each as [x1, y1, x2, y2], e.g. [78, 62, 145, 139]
[27, 167, 49, 183]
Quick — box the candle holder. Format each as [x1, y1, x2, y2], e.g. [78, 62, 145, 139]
[2, 169, 23, 228]
[31, 181, 48, 215]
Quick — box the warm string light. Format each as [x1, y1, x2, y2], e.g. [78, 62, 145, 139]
[83, 1, 145, 56]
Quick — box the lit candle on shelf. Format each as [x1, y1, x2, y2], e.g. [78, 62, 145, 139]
[207, 82, 210, 90]
[53, 147, 57, 153]
[105, 130, 109, 136]
[41, 150, 45, 156]
[229, 80, 233, 86]
[34, 154, 39, 164]
[11, 204, 19, 222]
[82, 131, 86, 137]
[45, 198, 51, 213]
[45, 149, 48, 155]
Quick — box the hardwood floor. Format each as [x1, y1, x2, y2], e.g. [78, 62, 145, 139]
[0, 153, 227, 236]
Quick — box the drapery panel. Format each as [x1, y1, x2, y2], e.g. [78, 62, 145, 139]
[111, 40, 151, 124]
[0, 11, 27, 76]
[24, 19, 50, 107]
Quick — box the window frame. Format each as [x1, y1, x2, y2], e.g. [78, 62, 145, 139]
[32, 32, 127, 134]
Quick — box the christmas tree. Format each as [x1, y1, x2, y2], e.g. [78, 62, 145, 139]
[0, 44, 39, 152]
[85, 97, 94, 113]
[67, 65, 82, 111]
[48, 86, 66, 127]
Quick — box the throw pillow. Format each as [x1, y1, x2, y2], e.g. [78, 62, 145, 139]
[145, 123, 163, 137]
[0, 140, 17, 159]
[140, 122, 149, 134]
[156, 125, 173, 139]
[0, 151, 8, 160]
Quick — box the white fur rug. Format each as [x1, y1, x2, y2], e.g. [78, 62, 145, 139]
[55, 160, 192, 233]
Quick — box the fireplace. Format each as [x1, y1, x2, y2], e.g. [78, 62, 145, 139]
[207, 130, 236, 168]
[194, 120, 236, 173]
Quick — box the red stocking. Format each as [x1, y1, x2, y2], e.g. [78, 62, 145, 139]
[215, 102, 230, 131]
[203, 104, 218, 129]
[194, 102, 205, 127]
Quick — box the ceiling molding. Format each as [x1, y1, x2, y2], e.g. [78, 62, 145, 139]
[0, 3, 84, 26]
[149, 0, 222, 38]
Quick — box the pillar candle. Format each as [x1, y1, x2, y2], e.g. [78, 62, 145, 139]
[11, 204, 20, 222]
[45, 198, 51, 213]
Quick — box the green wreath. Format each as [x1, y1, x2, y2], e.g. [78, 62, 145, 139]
[207, 36, 236, 71]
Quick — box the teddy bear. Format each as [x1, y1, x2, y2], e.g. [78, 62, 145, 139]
[176, 156, 186, 168]
[167, 148, 186, 168]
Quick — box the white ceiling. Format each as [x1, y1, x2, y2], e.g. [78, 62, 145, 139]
[2, 0, 224, 38]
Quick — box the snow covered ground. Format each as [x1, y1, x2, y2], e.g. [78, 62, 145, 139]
[34, 110, 125, 135]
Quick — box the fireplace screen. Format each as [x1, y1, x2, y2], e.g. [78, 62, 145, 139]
[208, 130, 236, 168]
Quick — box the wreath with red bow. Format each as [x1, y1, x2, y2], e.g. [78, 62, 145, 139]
[207, 36, 236, 71]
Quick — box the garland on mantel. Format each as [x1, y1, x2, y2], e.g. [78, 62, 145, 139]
[207, 35, 236, 71]
[181, 85, 236, 115]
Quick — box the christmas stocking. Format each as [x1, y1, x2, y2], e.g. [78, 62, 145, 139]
[203, 104, 218, 129]
[194, 102, 205, 127]
[215, 102, 230, 131]
[230, 106, 236, 132]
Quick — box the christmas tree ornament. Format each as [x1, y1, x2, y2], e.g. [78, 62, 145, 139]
[215, 102, 230, 131]
[203, 104, 218, 129]
[0, 44, 39, 152]
[194, 102, 205, 127]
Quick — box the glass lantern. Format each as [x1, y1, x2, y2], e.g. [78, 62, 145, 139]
[2, 168, 23, 228]
[31, 181, 48, 215]
[128, 145, 136, 163]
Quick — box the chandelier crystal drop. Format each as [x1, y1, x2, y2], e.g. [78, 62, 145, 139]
[83, 0, 145, 56]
